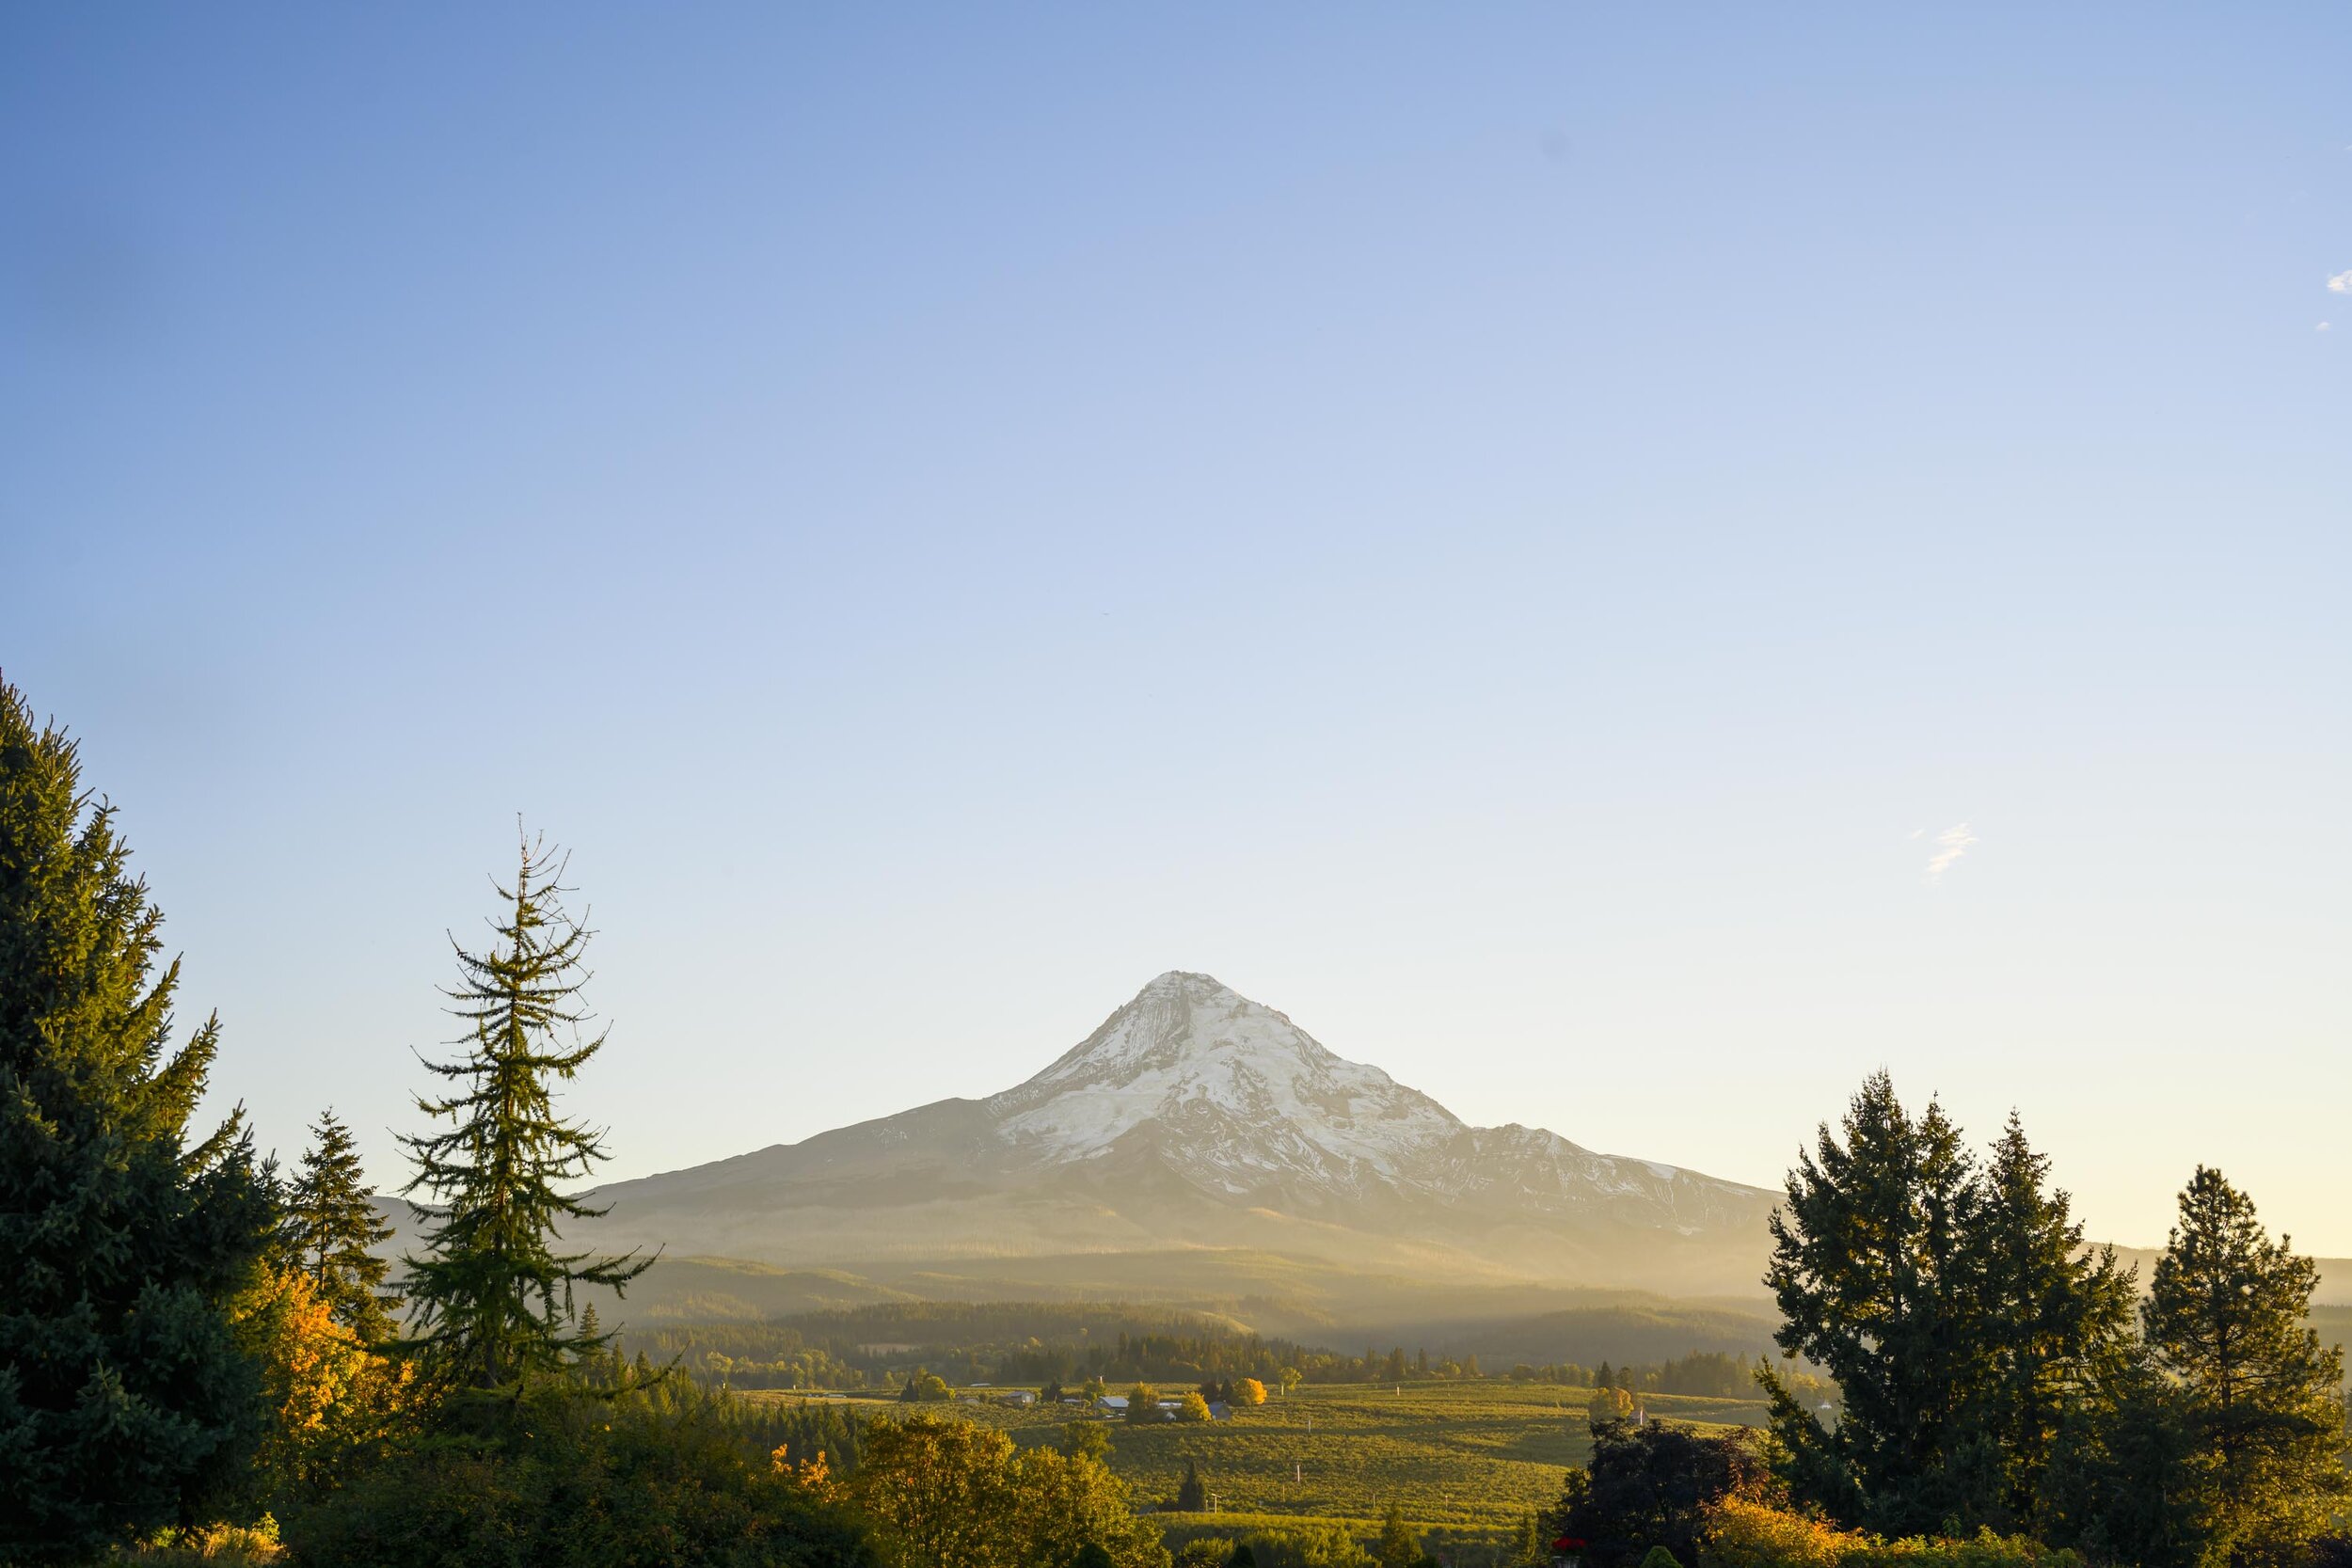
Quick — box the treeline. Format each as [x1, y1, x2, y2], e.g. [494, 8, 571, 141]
[1502, 1351, 1764, 1399]
[626, 1303, 1317, 1392]
[622, 1321, 874, 1390]
[640, 1312, 1772, 1396]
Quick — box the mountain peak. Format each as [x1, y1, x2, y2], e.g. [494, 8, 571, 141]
[1130, 969, 1239, 1004]
[983, 971, 1461, 1178]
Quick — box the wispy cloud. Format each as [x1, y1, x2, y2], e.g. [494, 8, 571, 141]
[1924, 823, 1978, 883]
[2329, 270, 2352, 294]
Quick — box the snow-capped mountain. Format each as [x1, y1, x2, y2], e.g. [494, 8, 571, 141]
[988, 972, 1464, 1191]
[580, 972, 1779, 1295]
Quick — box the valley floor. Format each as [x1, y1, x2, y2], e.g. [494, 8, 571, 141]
[744, 1380, 1769, 1530]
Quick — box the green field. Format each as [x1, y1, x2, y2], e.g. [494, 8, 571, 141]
[749, 1381, 1768, 1530]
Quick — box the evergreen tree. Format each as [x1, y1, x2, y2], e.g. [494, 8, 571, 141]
[2037, 1350, 2213, 1568]
[0, 680, 277, 1563]
[1760, 1071, 1992, 1533]
[1176, 1457, 1207, 1512]
[2141, 1167, 2348, 1568]
[284, 1107, 399, 1341]
[397, 832, 648, 1398]
[1375, 1502, 1424, 1568]
[1968, 1113, 2136, 1529]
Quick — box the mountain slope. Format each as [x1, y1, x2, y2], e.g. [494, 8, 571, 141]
[576, 972, 1780, 1296]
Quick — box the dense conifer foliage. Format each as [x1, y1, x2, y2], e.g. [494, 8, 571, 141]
[0, 680, 277, 1564]
[396, 833, 647, 1396]
[2139, 1166, 2348, 1568]
[1763, 1071, 2349, 1568]
[281, 1108, 398, 1342]
[1760, 1071, 2013, 1531]
[1972, 1115, 2137, 1531]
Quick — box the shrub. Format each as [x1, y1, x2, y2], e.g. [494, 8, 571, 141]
[1239, 1522, 1374, 1568]
[1160, 1520, 1370, 1568]
[1699, 1497, 2085, 1568]
[119, 1517, 285, 1564]
[281, 1383, 877, 1568]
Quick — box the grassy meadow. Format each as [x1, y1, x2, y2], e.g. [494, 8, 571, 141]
[749, 1380, 1770, 1529]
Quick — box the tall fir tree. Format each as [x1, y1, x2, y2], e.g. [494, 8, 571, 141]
[397, 832, 647, 1399]
[1760, 1071, 1994, 1534]
[283, 1107, 398, 1341]
[1968, 1113, 2136, 1530]
[0, 679, 276, 1563]
[2140, 1166, 2348, 1568]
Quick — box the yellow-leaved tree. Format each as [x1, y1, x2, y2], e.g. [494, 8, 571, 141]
[1587, 1386, 1634, 1424]
[852, 1414, 1168, 1568]
[233, 1265, 412, 1509]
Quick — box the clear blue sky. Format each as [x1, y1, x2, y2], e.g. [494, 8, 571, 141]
[6, 6, 2347, 1255]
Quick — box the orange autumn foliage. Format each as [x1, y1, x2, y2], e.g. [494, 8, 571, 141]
[1699, 1497, 2085, 1568]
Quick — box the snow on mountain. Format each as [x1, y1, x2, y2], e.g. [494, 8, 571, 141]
[973, 971, 1767, 1229]
[987, 971, 1460, 1180]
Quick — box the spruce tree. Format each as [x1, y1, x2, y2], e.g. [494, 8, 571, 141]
[1760, 1070, 1992, 1533]
[283, 1107, 398, 1341]
[1176, 1457, 1206, 1512]
[2142, 1166, 2348, 1568]
[1968, 1113, 2135, 1529]
[0, 679, 276, 1563]
[397, 832, 647, 1399]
